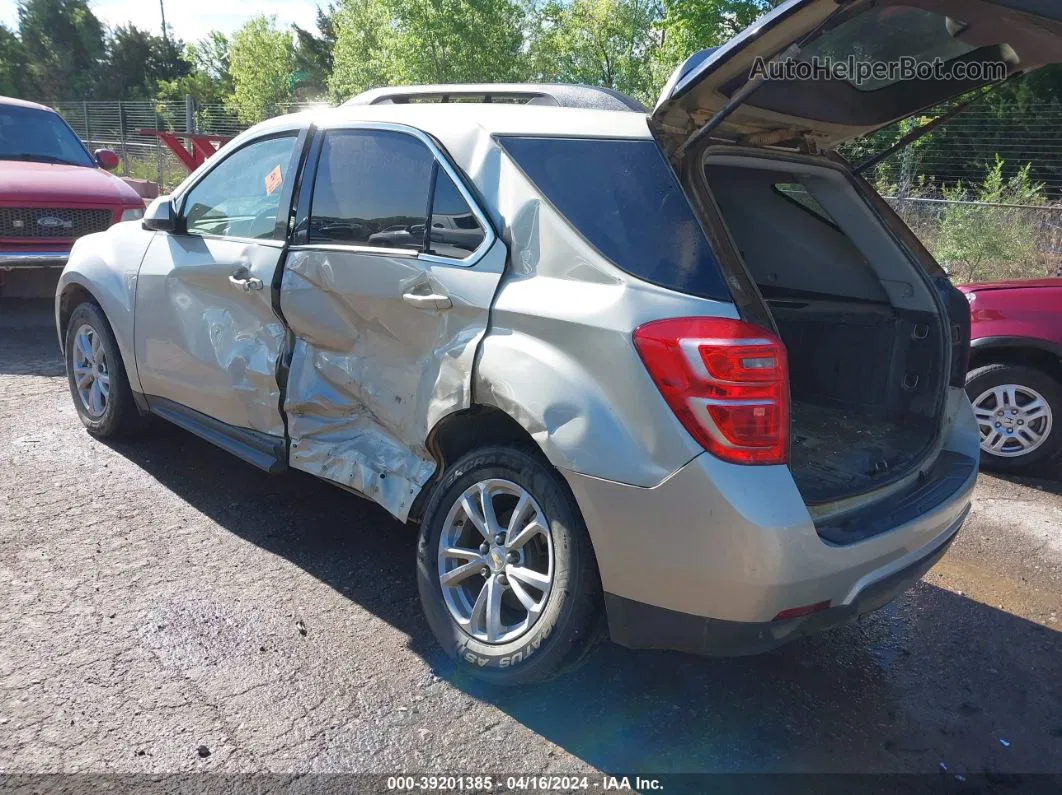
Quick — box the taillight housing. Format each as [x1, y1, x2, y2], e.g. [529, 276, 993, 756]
[633, 317, 790, 465]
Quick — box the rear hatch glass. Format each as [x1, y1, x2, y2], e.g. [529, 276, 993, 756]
[497, 136, 730, 302]
[652, 0, 1062, 153]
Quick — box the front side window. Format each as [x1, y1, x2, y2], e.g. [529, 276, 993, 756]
[309, 130, 435, 249]
[182, 135, 297, 239]
[0, 105, 94, 168]
[498, 136, 727, 301]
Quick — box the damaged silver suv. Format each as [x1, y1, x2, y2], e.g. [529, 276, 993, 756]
[56, 0, 1061, 685]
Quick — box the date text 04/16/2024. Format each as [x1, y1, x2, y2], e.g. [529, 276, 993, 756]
[385, 775, 665, 791]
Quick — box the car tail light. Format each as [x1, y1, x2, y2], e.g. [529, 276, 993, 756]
[633, 317, 790, 465]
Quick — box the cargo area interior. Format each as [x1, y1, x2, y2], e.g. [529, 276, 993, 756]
[703, 156, 945, 505]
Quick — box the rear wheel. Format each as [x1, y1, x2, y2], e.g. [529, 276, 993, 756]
[416, 446, 602, 686]
[967, 363, 1061, 473]
[64, 302, 145, 438]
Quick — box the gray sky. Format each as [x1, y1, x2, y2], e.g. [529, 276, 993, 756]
[0, 0, 321, 44]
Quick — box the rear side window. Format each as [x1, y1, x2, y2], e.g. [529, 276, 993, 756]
[428, 168, 486, 259]
[309, 130, 434, 249]
[498, 136, 728, 301]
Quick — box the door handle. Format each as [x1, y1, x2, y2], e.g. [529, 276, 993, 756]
[402, 292, 452, 310]
[229, 269, 264, 292]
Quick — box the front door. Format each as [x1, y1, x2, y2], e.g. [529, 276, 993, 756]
[279, 125, 506, 519]
[134, 131, 304, 437]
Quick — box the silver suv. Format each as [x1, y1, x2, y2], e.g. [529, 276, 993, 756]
[56, 0, 1060, 684]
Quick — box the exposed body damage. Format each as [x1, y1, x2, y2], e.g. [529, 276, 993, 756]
[61, 0, 1062, 682]
[278, 237, 507, 520]
[134, 233, 289, 437]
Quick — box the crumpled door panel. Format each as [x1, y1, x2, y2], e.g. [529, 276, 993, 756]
[279, 243, 505, 520]
[134, 233, 287, 437]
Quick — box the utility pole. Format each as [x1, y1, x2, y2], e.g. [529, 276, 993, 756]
[159, 0, 168, 44]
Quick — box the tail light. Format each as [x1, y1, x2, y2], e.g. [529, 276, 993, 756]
[633, 317, 790, 465]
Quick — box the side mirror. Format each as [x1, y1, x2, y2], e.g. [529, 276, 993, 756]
[94, 148, 120, 171]
[142, 196, 176, 232]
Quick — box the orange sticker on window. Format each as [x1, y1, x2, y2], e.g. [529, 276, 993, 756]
[265, 165, 283, 195]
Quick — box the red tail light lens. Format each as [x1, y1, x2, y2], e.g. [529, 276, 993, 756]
[633, 317, 790, 465]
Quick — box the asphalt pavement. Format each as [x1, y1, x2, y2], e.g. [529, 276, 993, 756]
[1, 299, 1060, 790]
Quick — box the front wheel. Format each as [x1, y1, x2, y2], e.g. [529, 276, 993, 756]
[416, 446, 602, 686]
[64, 302, 145, 438]
[967, 363, 1062, 474]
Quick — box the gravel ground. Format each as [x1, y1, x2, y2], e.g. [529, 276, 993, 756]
[1, 299, 1060, 786]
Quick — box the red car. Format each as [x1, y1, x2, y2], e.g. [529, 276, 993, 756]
[963, 278, 1062, 473]
[0, 96, 144, 275]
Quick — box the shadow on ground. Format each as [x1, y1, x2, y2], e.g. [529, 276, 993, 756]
[96, 420, 1062, 778]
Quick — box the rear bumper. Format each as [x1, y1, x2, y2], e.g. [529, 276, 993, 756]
[0, 250, 70, 269]
[604, 506, 963, 655]
[561, 389, 980, 654]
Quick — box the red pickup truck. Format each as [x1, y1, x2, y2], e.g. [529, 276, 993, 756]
[0, 96, 145, 276]
[963, 278, 1062, 473]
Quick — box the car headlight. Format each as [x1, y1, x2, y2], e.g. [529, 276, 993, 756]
[120, 207, 145, 222]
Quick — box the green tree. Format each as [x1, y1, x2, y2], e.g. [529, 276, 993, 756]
[329, 0, 527, 101]
[227, 15, 296, 123]
[936, 157, 1046, 283]
[102, 24, 189, 100]
[527, 0, 662, 103]
[652, 0, 783, 91]
[0, 24, 28, 97]
[157, 32, 232, 105]
[293, 4, 337, 99]
[190, 31, 232, 86]
[17, 0, 106, 99]
[328, 0, 393, 100]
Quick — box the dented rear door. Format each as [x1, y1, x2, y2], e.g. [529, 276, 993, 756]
[279, 124, 504, 520]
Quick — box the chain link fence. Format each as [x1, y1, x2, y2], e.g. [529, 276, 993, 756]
[52, 99, 322, 191]
[48, 96, 1062, 283]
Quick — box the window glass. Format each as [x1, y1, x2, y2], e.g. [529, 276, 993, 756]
[183, 135, 296, 239]
[428, 168, 485, 258]
[0, 106, 94, 168]
[773, 182, 839, 228]
[498, 136, 728, 301]
[309, 130, 434, 249]
[797, 7, 977, 92]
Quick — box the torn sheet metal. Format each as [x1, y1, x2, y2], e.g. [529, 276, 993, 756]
[280, 244, 505, 520]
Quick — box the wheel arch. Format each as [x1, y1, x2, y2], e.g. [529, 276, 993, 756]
[969, 337, 1062, 386]
[410, 405, 550, 524]
[56, 273, 143, 396]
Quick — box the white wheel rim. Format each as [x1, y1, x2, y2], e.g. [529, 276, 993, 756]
[438, 479, 554, 645]
[973, 383, 1053, 458]
[71, 324, 110, 419]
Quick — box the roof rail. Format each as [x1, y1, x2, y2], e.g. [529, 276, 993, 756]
[345, 83, 648, 113]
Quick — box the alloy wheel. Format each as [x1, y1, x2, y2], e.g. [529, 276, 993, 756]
[437, 478, 554, 644]
[973, 383, 1053, 458]
[71, 323, 110, 419]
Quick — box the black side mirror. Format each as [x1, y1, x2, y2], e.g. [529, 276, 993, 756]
[142, 196, 176, 232]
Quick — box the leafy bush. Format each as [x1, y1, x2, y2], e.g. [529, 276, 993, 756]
[934, 157, 1048, 283]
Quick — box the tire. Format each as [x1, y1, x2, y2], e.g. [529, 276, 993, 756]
[64, 302, 145, 438]
[966, 363, 1062, 474]
[416, 446, 602, 686]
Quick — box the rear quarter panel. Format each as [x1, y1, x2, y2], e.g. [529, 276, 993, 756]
[475, 154, 732, 487]
[55, 222, 156, 393]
